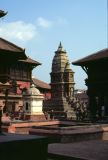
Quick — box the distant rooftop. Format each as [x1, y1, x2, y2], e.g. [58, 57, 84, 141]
[32, 77, 51, 90]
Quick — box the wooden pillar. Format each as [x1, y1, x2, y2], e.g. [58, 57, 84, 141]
[89, 95, 97, 120]
[0, 107, 2, 133]
[97, 95, 103, 118]
[3, 89, 9, 113]
[104, 94, 108, 116]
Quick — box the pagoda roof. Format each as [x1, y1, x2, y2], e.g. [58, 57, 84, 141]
[32, 77, 51, 90]
[19, 57, 41, 66]
[72, 48, 108, 66]
[0, 10, 7, 18]
[0, 37, 27, 59]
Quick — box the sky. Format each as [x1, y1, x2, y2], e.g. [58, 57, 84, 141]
[0, 0, 107, 89]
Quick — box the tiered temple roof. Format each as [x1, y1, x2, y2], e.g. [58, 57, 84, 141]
[0, 37, 40, 66]
[19, 57, 41, 66]
[0, 37, 27, 59]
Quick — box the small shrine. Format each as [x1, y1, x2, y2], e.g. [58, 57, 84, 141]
[23, 84, 45, 121]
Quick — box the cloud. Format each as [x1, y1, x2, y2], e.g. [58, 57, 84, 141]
[56, 17, 68, 25]
[0, 21, 37, 41]
[0, 17, 68, 43]
[37, 17, 52, 28]
[36, 17, 68, 28]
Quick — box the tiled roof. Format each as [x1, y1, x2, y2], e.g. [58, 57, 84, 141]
[19, 57, 41, 66]
[32, 78, 51, 90]
[0, 37, 25, 53]
[72, 48, 108, 65]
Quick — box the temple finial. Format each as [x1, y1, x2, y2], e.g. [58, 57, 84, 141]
[57, 41, 64, 51]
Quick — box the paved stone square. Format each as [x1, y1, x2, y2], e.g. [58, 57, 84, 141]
[48, 140, 108, 160]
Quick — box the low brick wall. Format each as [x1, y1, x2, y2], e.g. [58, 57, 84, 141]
[2, 120, 60, 134]
[29, 124, 108, 143]
[60, 130, 103, 143]
[2, 121, 108, 143]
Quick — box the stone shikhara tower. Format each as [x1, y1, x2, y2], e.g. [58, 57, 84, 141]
[49, 42, 75, 118]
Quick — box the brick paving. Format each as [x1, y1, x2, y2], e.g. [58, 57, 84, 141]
[48, 140, 108, 160]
